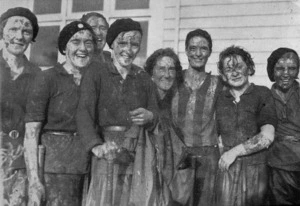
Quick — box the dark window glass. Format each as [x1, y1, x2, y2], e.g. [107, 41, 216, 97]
[115, 0, 149, 10]
[30, 26, 59, 67]
[72, 0, 104, 12]
[133, 21, 148, 66]
[34, 0, 61, 14]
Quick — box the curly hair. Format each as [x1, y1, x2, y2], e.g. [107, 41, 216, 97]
[218, 45, 255, 76]
[144, 48, 183, 86]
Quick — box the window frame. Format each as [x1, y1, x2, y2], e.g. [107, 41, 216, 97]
[28, 0, 164, 67]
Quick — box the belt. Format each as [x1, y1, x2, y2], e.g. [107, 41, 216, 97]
[184, 145, 218, 157]
[0, 130, 20, 139]
[103, 126, 127, 132]
[43, 131, 78, 136]
[277, 135, 300, 142]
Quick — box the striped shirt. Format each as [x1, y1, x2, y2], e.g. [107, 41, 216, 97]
[172, 71, 222, 147]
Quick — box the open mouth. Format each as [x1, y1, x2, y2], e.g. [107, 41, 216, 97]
[76, 54, 89, 59]
[13, 42, 25, 46]
[231, 77, 242, 82]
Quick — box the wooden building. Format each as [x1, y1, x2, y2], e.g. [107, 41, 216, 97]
[1, 0, 300, 86]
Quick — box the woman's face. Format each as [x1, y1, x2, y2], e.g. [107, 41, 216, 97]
[65, 29, 95, 69]
[274, 52, 299, 91]
[86, 16, 108, 51]
[221, 55, 250, 90]
[111, 31, 142, 68]
[3, 16, 33, 56]
[152, 56, 176, 94]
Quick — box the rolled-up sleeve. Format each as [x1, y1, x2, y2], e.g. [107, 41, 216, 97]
[77, 64, 103, 152]
[258, 88, 278, 128]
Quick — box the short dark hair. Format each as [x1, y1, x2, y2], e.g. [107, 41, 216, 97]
[185, 28, 212, 52]
[267, 47, 299, 82]
[145, 48, 183, 86]
[81, 12, 109, 28]
[218, 45, 255, 76]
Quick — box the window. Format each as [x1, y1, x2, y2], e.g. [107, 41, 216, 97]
[134, 21, 148, 66]
[72, 0, 104, 12]
[34, 0, 61, 14]
[30, 0, 155, 67]
[30, 26, 59, 67]
[115, 0, 149, 10]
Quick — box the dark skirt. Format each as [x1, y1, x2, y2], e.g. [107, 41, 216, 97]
[170, 146, 220, 206]
[44, 173, 84, 206]
[268, 167, 300, 205]
[214, 158, 268, 206]
[85, 156, 133, 206]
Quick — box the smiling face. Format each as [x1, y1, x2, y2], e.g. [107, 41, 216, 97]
[86, 16, 108, 52]
[274, 52, 299, 92]
[65, 30, 95, 69]
[2, 16, 33, 56]
[152, 56, 176, 95]
[221, 55, 251, 90]
[185, 36, 211, 71]
[111, 31, 142, 69]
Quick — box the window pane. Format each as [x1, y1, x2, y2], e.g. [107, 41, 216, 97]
[116, 0, 149, 10]
[34, 0, 61, 14]
[72, 0, 104, 12]
[133, 21, 148, 67]
[30, 26, 59, 67]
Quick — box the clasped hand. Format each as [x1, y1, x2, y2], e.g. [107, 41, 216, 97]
[92, 142, 118, 159]
[129, 108, 153, 125]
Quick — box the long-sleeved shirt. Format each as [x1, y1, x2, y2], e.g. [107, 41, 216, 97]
[0, 51, 40, 169]
[77, 60, 158, 152]
[268, 81, 300, 171]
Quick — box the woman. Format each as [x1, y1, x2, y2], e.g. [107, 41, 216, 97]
[81, 12, 111, 63]
[144, 48, 183, 205]
[77, 18, 159, 206]
[24, 21, 96, 206]
[214, 46, 277, 206]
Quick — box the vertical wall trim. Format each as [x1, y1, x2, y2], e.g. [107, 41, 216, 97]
[174, 0, 181, 54]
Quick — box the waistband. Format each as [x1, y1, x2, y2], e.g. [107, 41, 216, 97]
[103, 126, 127, 132]
[43, 130, 78, 136]
[183, 145, 219, 156]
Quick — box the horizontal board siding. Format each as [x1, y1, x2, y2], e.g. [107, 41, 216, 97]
[180, 1, 300, 18]
[162, 0, 300, 86]
[178, 38, 300, 54]
[180, 0, 298, 6]
[180, 14, 300, 29]
[179, 26, 300, 41]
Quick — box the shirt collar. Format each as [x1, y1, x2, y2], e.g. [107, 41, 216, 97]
[0, 50, 36, 75]
[224, 83, 255, 98]
[271, 81, 299, 102]
[53, 63, 69, 75]
[108, 62, 139, 77]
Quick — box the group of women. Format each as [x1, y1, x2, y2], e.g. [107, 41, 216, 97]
[1, 6, 299, 206]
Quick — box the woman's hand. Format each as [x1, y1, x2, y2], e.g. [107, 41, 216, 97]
[129, 108, 153, 125]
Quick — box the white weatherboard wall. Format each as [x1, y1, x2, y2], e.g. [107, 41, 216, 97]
[163, 0, 300, 87]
